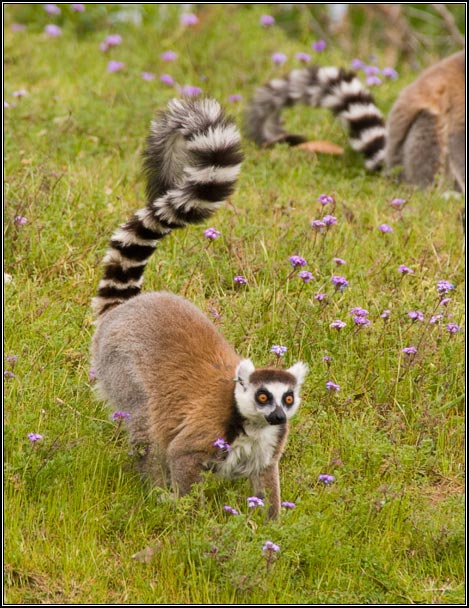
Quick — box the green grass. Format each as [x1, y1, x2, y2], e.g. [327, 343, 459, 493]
[4, 4, 465, 604]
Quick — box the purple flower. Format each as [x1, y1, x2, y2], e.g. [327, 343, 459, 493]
[210, 307, 221, 319]
[317, 194, 334, 206]
[353, 316, 371, 326]
[6, 355, 19, 366]
[262, 541, 280, 552]
[333, 257, 346, 266]
[223, 505, 239, 515]
[213, 437, 231, 452]
[408, 310, 424, 322]
[437, 280, 455, 295]
[181, 13, 199, 26]
[247, 496, 265, 508]
[272, 52, 287, 65]
[295, 52, 311, 63]
[382, 67, 398, 79]
[71, 4, 85, 12]
[89, 368, 97, 380]
[260, 14, 275, 26]
[402, 346, 417, 355]
[204, 227, 221, 240]
[350, 307, 368, 317]
[181, 85, 202, 97]
[326, 381, 340, 392]
[13, 89, 28, 98]
[44, 4, 61, 15]
[44, 24, 62, 37]
[228, 94, 243, 103]
[107, 61, 125, 73]
[311, 219, 326, 232]
[366, 76, 382, 87]
[322, 355, 332, 362]
[318, 474, 335, 484]
[289, 255, 307, 268]
[161, 50, 177, 62]
[298, 270, 314, 283]
[315, 293, 327, 302]
[446, 323, 461, 334]
[312, 40, 326, 52]
[381, 309, 391, 319]
[331, 276, 349, 291]
[281, 501, 296, 509]
[100, 34, 122, 51]
[351, 58, 365, 70]
[398, 264, 413, 274]
[429, 314, 443, 324]
[112, 411, 131, 421]
[141, 72, 156, 81]
[389, 197, 406, 208]
[378, 223, 393, 233]
[4, 102, 11, 108]
[160, 74, 175, 86]
[4, 370, 16, 379]
[364, 65, 380, 76]
[330, 320, 346, 330]
[322, 214, 337, 226]
[14, 216, 28, 225]
[27, 433, 43, 442]
[11, 23, 26, 32]
[270, 345, 287, 357]
[439, 297, 451, 307]
[234, 275, 248, 285]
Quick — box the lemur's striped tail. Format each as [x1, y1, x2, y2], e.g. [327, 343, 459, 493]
[93, 98, 243, 317]
[245, 66, 386, 171]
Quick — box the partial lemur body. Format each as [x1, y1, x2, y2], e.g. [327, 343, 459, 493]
[91, 98, 307, 519]
[246, 51, 465, 191]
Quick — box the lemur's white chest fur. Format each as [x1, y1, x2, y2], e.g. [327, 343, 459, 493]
[216, 424, 281, 479]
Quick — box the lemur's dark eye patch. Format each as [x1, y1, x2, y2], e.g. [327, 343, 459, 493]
[255, 389, 272, 405]
[283, 392, 294, 407]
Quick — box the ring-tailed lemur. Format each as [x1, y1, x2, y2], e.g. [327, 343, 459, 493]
[245, 51, 465, 191]
[91, 98, 308, 519]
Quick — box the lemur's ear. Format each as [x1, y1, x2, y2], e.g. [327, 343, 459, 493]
[235, 359, 255, 387]
[287, 362, 308, 386]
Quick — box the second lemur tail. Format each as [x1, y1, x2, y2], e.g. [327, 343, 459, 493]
[245, 66, 386, 171]
[92, 98, 243, 317]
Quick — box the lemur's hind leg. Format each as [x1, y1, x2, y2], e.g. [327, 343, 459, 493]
[401, 110, 441, 188]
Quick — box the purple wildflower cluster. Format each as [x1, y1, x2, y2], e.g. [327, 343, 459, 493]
[351, 59, 398, 86]
[112, 411, 131, 421]
[212, 437, 231, 452]
[330, 320, 346, 330]
[204, 227, 221, 240]
[223, 505, 239, 515]
[289, 255, 307, 268]
[298, 270, 314, 283]
[271, 345, 288, 357]
[331, 276, 349, 291]
[247, 496, 264, 508]
[318, 194, 334, 206]
[326, 381, 340, 392]
[27, 433, 43, 442]
[262, 540, 280, 552]
[318, 474, 335, 484]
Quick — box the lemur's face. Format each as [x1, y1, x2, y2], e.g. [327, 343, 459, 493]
[234, 360, 308, 426]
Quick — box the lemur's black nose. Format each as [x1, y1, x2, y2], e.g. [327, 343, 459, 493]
[266, 406, 286, 426]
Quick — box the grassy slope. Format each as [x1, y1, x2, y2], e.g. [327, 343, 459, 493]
[4, 5, 464, 604]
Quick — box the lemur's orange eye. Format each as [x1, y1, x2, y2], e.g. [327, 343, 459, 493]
[284, 394, 294, 406]
[257, 392, 269, 403]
